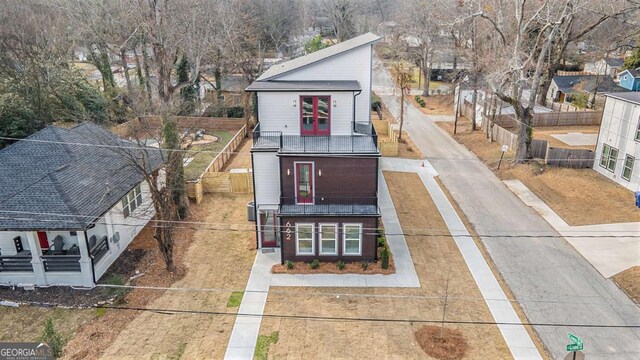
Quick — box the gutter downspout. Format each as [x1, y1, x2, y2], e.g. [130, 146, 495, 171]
[84, 230, 96, 285]
[352, 90, 362, 133]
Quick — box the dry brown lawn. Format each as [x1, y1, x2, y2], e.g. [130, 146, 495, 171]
[436, 117, 640, 226]
[411, 94, 455, 115]
[613, 266, 640, 305]
[256, 172, 513, 359]
[0, 307, 94, 344]
[60, 193, 255, 360]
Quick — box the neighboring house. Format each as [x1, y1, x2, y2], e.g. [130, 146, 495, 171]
[0, 123, 163, 287]
[618, 68, 640, 91]
[246, 33, 381, 262]
[546, 74, 627, 106]
[584, 58, 625, 79]
[200, 75, 249, 107]
[593, 92, 640, 191]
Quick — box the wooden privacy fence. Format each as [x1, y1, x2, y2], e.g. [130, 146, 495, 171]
[481, 119, 518, 151]
[530, 139, 548, 159]
[373, 119, 400, 156]
[545, 147, 595, 168]
[487, 111, 602, 128]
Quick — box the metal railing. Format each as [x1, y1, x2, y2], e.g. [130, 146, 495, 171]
[90, 236, 110, 264]
[0, 255, 33, 272]
[279, 196, 379, 216]
[41, 255, 81, 272]
[253, 122, 378, 153]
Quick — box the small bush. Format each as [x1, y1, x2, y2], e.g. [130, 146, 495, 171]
[41, 318, 63, 359]
[96, 307, 106, 318]
[310, 259, 320, 269]
[381, 246, 390, 270]
[285, 260, 294, 270]
[337, 260, 346, 271]
[102, 274, 129, 304]
[377, 235, 386, 248]
[415, 95, 421, 102]
[361, 261, 369, 271]
[371, 94, 382, 111]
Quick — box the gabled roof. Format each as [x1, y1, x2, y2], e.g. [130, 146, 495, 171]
[0, 122, 164, 230]
[256, 32, 380, 81]
[605, 92, 640, 105]
[619, 67, 640, 78]
[603, 58, 624, 67]
[246, 80, 361, 92]
[551, 75, 627, 94]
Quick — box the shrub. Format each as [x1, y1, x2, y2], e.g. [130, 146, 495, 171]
[310, 259, 320, 269]
[371, 94, 382, 111]
[415, 95, 421, 102]
[41, 318, 63, 359]
[337, 260, 346, 271]
[361, 261, 369, 271]
[285, 260, 294, 270]
[377, 235, 387, 248]
[381, 246, 390, 270]
[419, 99, 426, 108]
[102, 274, 129, 304]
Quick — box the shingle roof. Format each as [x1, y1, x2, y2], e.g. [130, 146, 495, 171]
[0, 122, 164, 230]
[256, 32, 380, 81]
[605, 91, 640, 105]
[552, 75, 627, 94]
[604, 58, 624, 67]
[620, 68, 640, 77]
[246, 80, 361, 92]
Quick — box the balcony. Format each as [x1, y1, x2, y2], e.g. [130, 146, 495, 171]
[252, 123, 378, 154]
[278, 196, 379, 216]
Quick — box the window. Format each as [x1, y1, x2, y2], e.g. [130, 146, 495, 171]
[343, 224, 362, 256]
[622, 155, 635, 181]
[300, 96, 330, 135]
[296, 224, 314, 255]
[121, 185, 143, 218]
[635, 118, 640, 142]
[319, 224, 337, 255]
[599, 144, 618, 173]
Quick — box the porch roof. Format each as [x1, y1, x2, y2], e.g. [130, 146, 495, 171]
[0, 122, 163, 231]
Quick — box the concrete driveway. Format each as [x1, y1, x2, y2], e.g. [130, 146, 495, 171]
[372, 59, 640, 359]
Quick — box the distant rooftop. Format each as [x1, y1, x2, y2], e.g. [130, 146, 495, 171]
[552, 74, 627, 94]
[257, 32, 380, 81]
[605, 92, 640, 105]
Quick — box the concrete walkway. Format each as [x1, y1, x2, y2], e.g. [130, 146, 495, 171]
[504, 179, 640, 278]
[373, 58, 640, 359]
[382, 158, 542, 359]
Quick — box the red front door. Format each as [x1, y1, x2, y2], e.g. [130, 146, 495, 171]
[260, 211, 277, 247]
[37, 231, 49, 249]
[295, 162, 313, 204]
[300, 96, 330, 135]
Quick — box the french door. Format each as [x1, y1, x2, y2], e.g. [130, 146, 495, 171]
[295, 162, 314, 204]
[300, 96, 330, 135]
[260, 210, 277, 247]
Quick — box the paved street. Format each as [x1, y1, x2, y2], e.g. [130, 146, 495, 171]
[372, 60, 640, 359]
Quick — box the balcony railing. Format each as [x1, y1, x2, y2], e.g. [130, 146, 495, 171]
[89, 236, 110, 264]
[0, 255, 34, 272]
[279, 196, 379, 216]
[253, 122, 378, 154]
[41, 255, 81, 272]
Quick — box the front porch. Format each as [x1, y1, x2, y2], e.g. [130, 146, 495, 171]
[0, 227, 113, 287]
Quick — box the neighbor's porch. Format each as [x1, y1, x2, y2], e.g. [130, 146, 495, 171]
[0, 225, 112, 287]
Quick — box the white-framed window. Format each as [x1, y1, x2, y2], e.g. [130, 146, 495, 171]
[319, 224, 338, 255]
[121, 184, 143, 218]
[342, 223, 362, 256]
[635, 118, 640, 142]
[599, 144, 618, 173]
[622, 155, 635, 181]
[295, 223, 314, 255]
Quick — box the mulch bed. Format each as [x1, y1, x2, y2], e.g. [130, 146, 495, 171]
[271, 247, 395, 275]
[414, 325, 469, 360]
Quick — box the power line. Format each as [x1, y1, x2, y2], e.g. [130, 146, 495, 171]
[19, 300, 640, 329]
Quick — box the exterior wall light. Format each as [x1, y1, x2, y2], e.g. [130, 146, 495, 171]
[287, 168, 291, 176]
[333, 100, 337, 107]
[319, 169, 322, 176]
[293, 99, 297, 107]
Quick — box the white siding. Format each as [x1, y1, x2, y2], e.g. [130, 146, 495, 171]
[258, 91, 355, 135]
[593, 97, 640, 191]
[252, 151, 280, 206]
[0, 231, 30, 255]
[270, 44, 373, 124]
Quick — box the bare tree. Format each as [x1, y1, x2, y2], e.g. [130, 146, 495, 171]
[323, 0, 357, 42]
[392, 63, 412, 141]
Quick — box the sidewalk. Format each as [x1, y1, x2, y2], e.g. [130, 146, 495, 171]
[504, 179, 640, 278]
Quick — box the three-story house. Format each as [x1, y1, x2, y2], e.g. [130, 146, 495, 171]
[247, 33, 381, 262]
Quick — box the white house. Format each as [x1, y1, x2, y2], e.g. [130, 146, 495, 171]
[593, 92, 640, 191]
[584, 58, 625, 80]
[0, 123, 164, 287]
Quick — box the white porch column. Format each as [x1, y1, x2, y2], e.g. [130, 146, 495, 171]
[25, 232, 46, 285]
[75, 231, 95, 287]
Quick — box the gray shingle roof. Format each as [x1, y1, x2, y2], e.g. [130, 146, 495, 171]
[552, 75, 627, 94]
[0, 122, 164, 230]
[246, 80, 361, 92]
[257, 32, 380, 81]
[604, 58, 624, 67]
[605, 91, 640, 105]
[620, 68, 640, 77]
